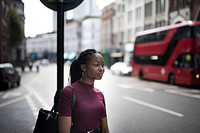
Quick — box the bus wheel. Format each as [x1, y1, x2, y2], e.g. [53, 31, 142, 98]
[139, 71, 144, 80]
[168, 74, 175, 85]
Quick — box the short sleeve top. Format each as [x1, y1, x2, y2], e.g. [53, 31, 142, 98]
[58, 80, 107, 132]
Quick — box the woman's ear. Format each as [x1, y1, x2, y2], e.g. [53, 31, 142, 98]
[80, 64, 86, 72]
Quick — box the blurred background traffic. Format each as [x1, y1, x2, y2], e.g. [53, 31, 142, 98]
[0, 1, 200, 133]
[1, 0, 200, 88]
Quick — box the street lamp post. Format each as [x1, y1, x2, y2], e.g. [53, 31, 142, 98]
[57, 1, 64, 102]
[40, 0, 84, 111]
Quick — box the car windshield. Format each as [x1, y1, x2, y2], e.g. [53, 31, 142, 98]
[4, 67, 15, 74]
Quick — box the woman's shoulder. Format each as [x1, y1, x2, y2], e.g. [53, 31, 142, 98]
[61, 85, 74, 94]
[94, 87, 104, 95]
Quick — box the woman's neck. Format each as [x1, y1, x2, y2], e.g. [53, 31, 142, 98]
[80, 78, 94, 85]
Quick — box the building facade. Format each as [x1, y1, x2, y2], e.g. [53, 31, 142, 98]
[169, 0, 200, 24]
[73, 0, 100, 21]
[113, 0, 125, 50]
[81, 16, 101, 51]
[47, 0, 101, 57]
[64, 19, 80, 53]
[0, 0, 25, 64]
[26, 32, 57, 61]
[10, 0, 25, 65]
[144, 0, 169, 30]
[0, 0, 10, 63]
[101, 0, 200, 66]
[101, 3, 115, 51]
[26, 0, 200, 65]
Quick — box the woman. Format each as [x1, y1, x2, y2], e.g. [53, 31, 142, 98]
[58, 49, 110, 133]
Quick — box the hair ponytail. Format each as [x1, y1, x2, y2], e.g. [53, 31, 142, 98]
[69, 59, 82, 84]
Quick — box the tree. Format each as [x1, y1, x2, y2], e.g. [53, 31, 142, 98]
[9, 8, 24, 48]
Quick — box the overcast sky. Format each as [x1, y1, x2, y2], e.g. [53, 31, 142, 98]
[22, 0, 114, 37]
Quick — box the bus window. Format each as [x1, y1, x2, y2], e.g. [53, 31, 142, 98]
[194, 54, 200, 70]
[177, 26, 192, 39]
[135, 29, 168, 44]
[174, 53, 192, 68]
[157, 30, 168, 41]
[135, 36, 144, 44]
[194, 26, 200, 38]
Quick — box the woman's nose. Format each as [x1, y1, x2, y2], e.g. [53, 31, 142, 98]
[99, 66, 104, 71]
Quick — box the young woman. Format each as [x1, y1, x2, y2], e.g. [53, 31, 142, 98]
[58, 49, 110, 133]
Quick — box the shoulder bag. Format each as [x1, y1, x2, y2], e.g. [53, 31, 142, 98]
[33, 85, 76, 133]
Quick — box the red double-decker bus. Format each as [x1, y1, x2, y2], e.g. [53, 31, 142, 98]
[131, 21, 200, 86]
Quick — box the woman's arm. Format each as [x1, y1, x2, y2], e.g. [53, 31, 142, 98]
[58, 116, 72, 133]
[100, 117, 110, 133]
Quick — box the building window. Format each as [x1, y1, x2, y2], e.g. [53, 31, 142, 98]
[135, 27, 142, 33]
[145, 2, 153, 17]
[136, 7, 141, 20]
[128, 29, 132, 41]
[144, 24, 153, 30]
[156, 0, 165, 13]
[128, 11, 132, 23]
[128, 0, 132, 5]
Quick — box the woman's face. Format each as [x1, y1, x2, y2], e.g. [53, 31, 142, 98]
[82, 53, 105, 81]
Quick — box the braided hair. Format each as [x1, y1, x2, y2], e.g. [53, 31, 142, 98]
[69, 49, 100, 84]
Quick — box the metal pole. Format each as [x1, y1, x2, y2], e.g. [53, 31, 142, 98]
[54, 0, 64, 111]
[57, 0, 64, 91]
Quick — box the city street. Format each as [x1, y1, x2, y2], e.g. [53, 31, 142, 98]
[0, 64, 200, 133]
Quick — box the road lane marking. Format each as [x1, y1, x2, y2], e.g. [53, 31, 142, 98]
[142, 87, 154, 92]
[25, 95, 38, 118]
[119, 84, 154, 92]
[25, 84, 51, 110]
[2, 92, 22, 99]
[123, 96, 184, 117]
[0, 94, 29, 108]
[165, 89, 200, 99]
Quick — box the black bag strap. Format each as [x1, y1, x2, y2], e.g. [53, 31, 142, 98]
[69, 85, 76, 111]
[53, 90, 60, 112]
[52, 85, 76, 113]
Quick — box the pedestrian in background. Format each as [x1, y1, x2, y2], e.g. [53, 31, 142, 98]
[28, 61, 33, 71]
[33, 60, 40, 73]
[58, 49, 110, 133]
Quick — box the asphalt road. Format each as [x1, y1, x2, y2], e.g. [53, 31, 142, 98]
[0, 64, 199, 133]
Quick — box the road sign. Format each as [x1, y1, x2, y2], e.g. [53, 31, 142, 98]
[40, 0, 83, 11]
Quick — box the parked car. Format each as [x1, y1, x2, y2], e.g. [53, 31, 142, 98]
[0, 63, 21, 89]
[110, 62, 132, 76]
[40, 59, 50, 65]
